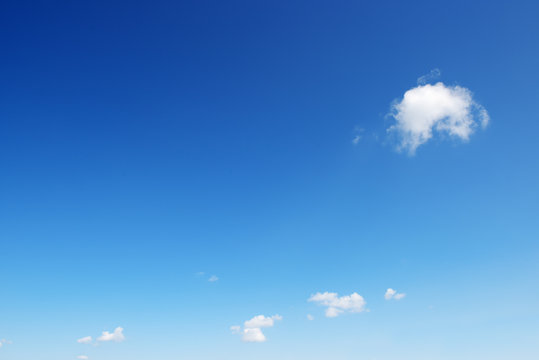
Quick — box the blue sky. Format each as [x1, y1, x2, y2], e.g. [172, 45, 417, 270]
[1, 1, 538, 359]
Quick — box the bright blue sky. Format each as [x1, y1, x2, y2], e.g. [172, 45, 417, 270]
[1, 1, 538, 359]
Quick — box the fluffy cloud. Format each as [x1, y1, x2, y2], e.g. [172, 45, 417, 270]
[242, 327, 266, 343]
[385, 288, 406, 300]
[244, 314, 282, 329]
[208, 275, 219, 282]
[387, 82, 489, 155]
[77, 336, 93, 344]
[231, 314, 282, 343]
[97, 327, 125, 342]
[308, 292, 367, 317]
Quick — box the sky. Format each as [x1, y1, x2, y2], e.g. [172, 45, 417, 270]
[1, 1, 539, 359]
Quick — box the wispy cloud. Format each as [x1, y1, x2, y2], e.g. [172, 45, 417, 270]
[0, 339, 12, 348]
[352, 127, 365, 145]
[231, 314, 282, 343]
[308, 292, 367, 317]
[78, 327, 125, 345]
[77, 356, 89, 360]
[387, 81, 489, 155]
[384, 288, 406, 300]
[417, 68, 441, 85]
[197, 272, 219, 282]
[77, 336, 93, 344]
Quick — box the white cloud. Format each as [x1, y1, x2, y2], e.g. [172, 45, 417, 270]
[385, 288, 406, 300]
[244, 314, 281, 329]
[308, 292, 367, 317]
[77, 356, 89, 360]
[242, 327, 266, 343]
[307, 314, 314, 321]
[231, 314, 282, 343]
[387, 82, 489, 155]
[208, 275, 219, 282]
[77, 336, 93, 344]
[97, 327, 125, 343]
[384, 288, 396, 300]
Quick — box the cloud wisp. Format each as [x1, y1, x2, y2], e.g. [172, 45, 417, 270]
[0, 339, 12, 348]
[77, 336, 93, 344]
[308, 292, 367, 318]
[417, 68, 441, 85]
[231, 314, 282, 343]
[77, 327, 125, 345]
[384, 288, 406, 300]
[387, 81, 489, 155]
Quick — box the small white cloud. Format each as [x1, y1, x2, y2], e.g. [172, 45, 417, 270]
[385, 288, 405, 300]
[208, 275, 219, 282]
[242, 327, 266, 343]
[387, 82, 489, 155]
[77, 336, 93, 344]
[244, 314, 281, 329]
[231, 314, 282, 343]
[384, 288, 396, 300]
[307, 314, 314, 321]
[77, 356, 89, 360]
[308, 292, 367, 317]
[97, 327, 125, 343]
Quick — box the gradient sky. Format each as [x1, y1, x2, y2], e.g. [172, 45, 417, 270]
[1, 1, 539, 359]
